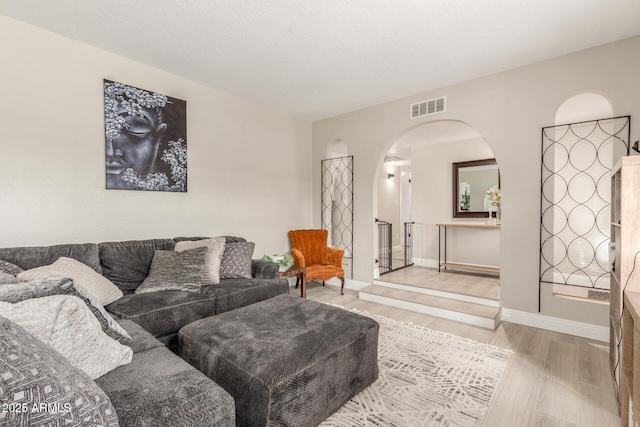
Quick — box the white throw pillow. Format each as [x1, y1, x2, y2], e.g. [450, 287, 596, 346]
[174, 237, 226, 285]
[0, 295, 132, 379]
[18, 257, 123, 306]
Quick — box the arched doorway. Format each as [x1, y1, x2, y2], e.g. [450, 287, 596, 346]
[363, 120, 503, 329]
[376, 120, 499, 272]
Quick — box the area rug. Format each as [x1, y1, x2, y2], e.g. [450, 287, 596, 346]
[321, 310, 512, 427]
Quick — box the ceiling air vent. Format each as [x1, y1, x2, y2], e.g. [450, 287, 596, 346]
[410, 96, 446, 119]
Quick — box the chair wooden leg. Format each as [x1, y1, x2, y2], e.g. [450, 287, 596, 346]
[294, 276, 299, 289]
[340, 277, 345, 295]
[322, 281, 325, 287]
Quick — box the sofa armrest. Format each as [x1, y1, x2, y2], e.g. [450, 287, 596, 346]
[323, 247, 345, 268]
[251, 259, 278, 279]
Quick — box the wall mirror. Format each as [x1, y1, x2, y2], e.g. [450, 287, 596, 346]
[452, 158, 500, 218]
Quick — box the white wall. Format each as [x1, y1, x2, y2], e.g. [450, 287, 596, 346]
[411, 138, 500, 268]
[0, 16, 313, 256]
[312, 36, 640, 326]
[377, 165, 401, 246]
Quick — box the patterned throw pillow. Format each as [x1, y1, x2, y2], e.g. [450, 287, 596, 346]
[174, 237, 226, 285]
[0, 276, 131, 345]
[135, 247, 207, 294]
[18, 257, 123, 306]
[0, 315, 119, 426]
[0, 296, 133, 380]
[0, 259, 23, 276]
[220, 242, 255, 279]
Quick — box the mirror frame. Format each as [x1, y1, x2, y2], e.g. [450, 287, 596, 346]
[452, 158, 500, 218]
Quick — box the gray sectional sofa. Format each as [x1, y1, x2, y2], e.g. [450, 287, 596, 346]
[0, 236, 289, 426]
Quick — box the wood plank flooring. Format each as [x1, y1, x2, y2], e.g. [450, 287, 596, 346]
[379, 265, 500, 300]
[294, 281, 620, 426]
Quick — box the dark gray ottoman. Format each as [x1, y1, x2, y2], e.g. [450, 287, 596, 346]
[178, 294, 379, 427]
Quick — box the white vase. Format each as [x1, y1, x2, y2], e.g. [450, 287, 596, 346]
[488, 207, 496, 225]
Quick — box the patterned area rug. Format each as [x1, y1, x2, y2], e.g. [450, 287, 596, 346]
[321, 310, 512, 427]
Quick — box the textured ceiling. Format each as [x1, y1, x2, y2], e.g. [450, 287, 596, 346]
[2, 0, 640, 121]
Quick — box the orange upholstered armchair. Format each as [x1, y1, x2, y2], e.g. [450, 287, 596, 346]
[288, 229, 345, 295]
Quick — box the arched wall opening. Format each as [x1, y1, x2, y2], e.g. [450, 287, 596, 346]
[373, 119, 501, 281]
[540, 91, 628, 303]
[322, 139, 354, 279]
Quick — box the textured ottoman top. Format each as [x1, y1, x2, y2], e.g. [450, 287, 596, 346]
[179, 294, 379, 382]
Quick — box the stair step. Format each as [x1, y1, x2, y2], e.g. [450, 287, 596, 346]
[359, 285, 501, 330]
[373, 279, 499, 307]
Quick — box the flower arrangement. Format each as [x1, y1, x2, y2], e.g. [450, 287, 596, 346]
[261, 253, 294, 272]
[486, 188, 501, 208]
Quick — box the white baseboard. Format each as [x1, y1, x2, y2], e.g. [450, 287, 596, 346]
[501, 308, 609, 342]
[412, 258, 439, 268]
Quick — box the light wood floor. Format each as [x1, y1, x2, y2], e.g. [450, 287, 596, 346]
[379, 265, 500, 300]
[293, 281, 620, 426]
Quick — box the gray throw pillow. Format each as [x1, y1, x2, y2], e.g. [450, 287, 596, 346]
[220, 242, 255, 279]
[135, 247, 207, 294]
[0, 259, 23, 276]
[0, 271, 22, 284]
[0, 276, 131, 345]
[174, 237, 226, 285]
[0, 315, 119, 426]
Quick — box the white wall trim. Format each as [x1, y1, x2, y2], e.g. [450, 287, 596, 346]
[412, 258, 439, 268]
[501, 308, 609, 342]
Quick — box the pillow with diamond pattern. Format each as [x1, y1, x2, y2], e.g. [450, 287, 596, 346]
[0, 314, 119, 426]
[220, 242, 255, 279]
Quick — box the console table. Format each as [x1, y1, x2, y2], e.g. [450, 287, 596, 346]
[436, 223, 500, 274]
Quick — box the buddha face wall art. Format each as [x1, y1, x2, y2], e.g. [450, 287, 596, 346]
[104, 80, 187, 192]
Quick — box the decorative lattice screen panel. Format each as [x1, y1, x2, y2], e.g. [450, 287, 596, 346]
[540, 116, 630, 299]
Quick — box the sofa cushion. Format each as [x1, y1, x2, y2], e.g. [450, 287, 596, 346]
[135, 247, 207, 294]
[95, 343, 235, 427]
[0, 296, 133, 379]
[106, 290, 217, 338]
[220, 241, 255, 279]
[18, 257, 123, 305]
[0, 276, 131, 345]
[99, 239, 176, 292]
[115, 318, 164, 354]
[0, 315, 119, 426]
[0, 259, 23, 276]
[174, 237, 226, 285]
[202, 277, 289, 315]
[0, 242, 101, 272]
